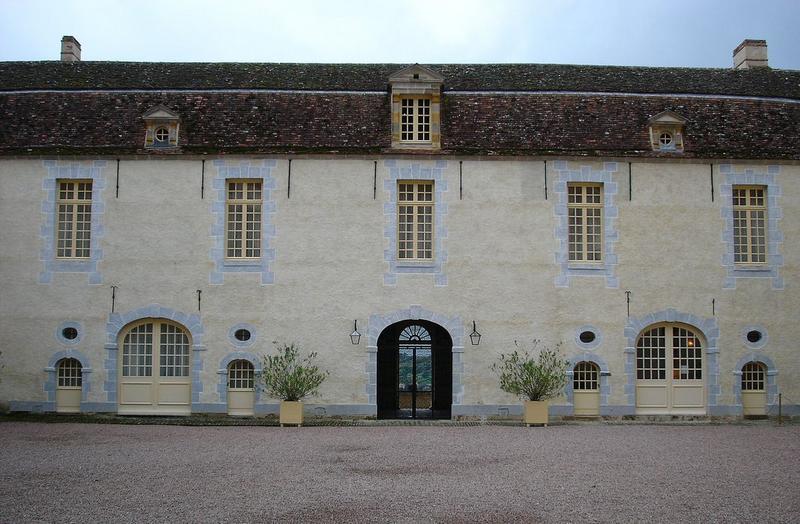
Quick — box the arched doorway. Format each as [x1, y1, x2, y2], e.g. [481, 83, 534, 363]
[55, 358, 82, 413]
[572, 361, 600, 417]
[635, 323, 706, 415]
[377, 320, 452, 419]
[741, 361, 767, 416]
[227, 359, 256, 416]
[118, 318, 192, 415]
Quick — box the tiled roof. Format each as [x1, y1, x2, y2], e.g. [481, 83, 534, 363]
[1, 61, 799, 159]
[2, 62, 800, 98]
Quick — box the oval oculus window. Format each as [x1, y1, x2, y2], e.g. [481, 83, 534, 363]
[579, 330, 596, 344]
[62, 327, 79, 340]
[234, 328, 251, 342]
[746, 330, 762, 344]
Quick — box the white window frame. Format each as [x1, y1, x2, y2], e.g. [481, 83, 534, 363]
[397, 180, 434, 261]
[400, 98, 432, 143]
[57, 358, 83, 388]
[56, 179, 93, 259]
[741, 362, 766, 391]
[121, 321, 190, 379]
[226, 179, 263, 260]
[567, 183, 603, 264]
[732, 185, 767, 265]
[573, 362, 599, 391]
[228, 360, 255, 391]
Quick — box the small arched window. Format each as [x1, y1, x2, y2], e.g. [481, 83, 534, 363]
[741, 362, 765, 391]
[573, 361, 599, 391]
[57, 358, 82, 388]
[228, 360, 255, 390]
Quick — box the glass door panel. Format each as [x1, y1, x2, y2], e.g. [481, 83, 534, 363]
[398, 346, 414, 415]
[398, 343, 433, 419]
[415, 347, 432, 414]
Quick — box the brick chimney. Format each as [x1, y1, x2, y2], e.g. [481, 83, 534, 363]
[60, 36, 81, 62]
[733, 39, 768, 69]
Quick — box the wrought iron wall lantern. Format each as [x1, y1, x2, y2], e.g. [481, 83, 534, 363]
[350, 320, 361, 345]
[469, 320, 481, 345]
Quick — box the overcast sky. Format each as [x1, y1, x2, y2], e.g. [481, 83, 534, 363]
[1, 0, 798, 69]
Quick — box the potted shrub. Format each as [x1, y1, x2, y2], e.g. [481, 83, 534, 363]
[492, 341, 569, 427]
[259, 343, 329, 427]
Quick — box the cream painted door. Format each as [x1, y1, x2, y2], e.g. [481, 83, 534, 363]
[227, 360, 255, 416]
[741, 362, 767, 416]
[635, 324, 705, 415]
[573, 362, 600, 417]
[119, 321, 192, 415]
[56, 358, 82, 413]
[574, 391, 600, 416]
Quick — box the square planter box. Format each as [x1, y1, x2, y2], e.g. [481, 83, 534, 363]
[280, 400, 304, 426]
[524, 400, 549, 427]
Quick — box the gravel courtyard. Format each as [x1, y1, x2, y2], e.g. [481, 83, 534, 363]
[0, 422, 798, 523]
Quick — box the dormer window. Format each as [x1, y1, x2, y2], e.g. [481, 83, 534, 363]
[142, 106, 180, 150]
[389, 64, 444, 150]
[648, 110, 687, 152]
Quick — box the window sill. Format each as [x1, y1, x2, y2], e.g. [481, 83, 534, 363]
[567, 263, 605, 271]
[396, 260, 436, 269]
[222, 259, 263, 269]
[390, 143, 439, 151]
[733, 265, 771, 273]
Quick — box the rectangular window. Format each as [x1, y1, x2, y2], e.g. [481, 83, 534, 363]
[398, 181, 434, 260]
[732, 185, 767, 264]
[401, 98, 431, 142]
[56, 180, 92, 258]
[226, 180, 262, 259]
[567, 183, 603, 262]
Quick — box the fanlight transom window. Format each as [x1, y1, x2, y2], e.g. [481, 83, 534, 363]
[741, 362, 765, 391]
[573, 362, 599, 391]
[57, 358, 82, 388]
[228, 360, 255, 390]
[399, 324, 431, 342]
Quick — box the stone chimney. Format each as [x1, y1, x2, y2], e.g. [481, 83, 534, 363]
[733, 39, 768, 69]
[60, 36, 81, 62]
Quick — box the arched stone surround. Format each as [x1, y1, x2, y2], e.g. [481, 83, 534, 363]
[565, 354, 611, 412]
[217, 351, 263, 405]
[733, 354, 778, 414]
[43, 349, 92, 411]
[366, 305, 464, 412]
[104, 304, 205, 410]
[624, 308, 720, 415]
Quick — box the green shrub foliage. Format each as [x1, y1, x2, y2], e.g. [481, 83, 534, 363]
[492, 341, 569, 401]
[259, 343, 329, 402]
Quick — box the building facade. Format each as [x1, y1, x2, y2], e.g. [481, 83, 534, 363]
[0, 38, 798, 419]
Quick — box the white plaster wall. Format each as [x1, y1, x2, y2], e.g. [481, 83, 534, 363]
[0, 157, 797, 414]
